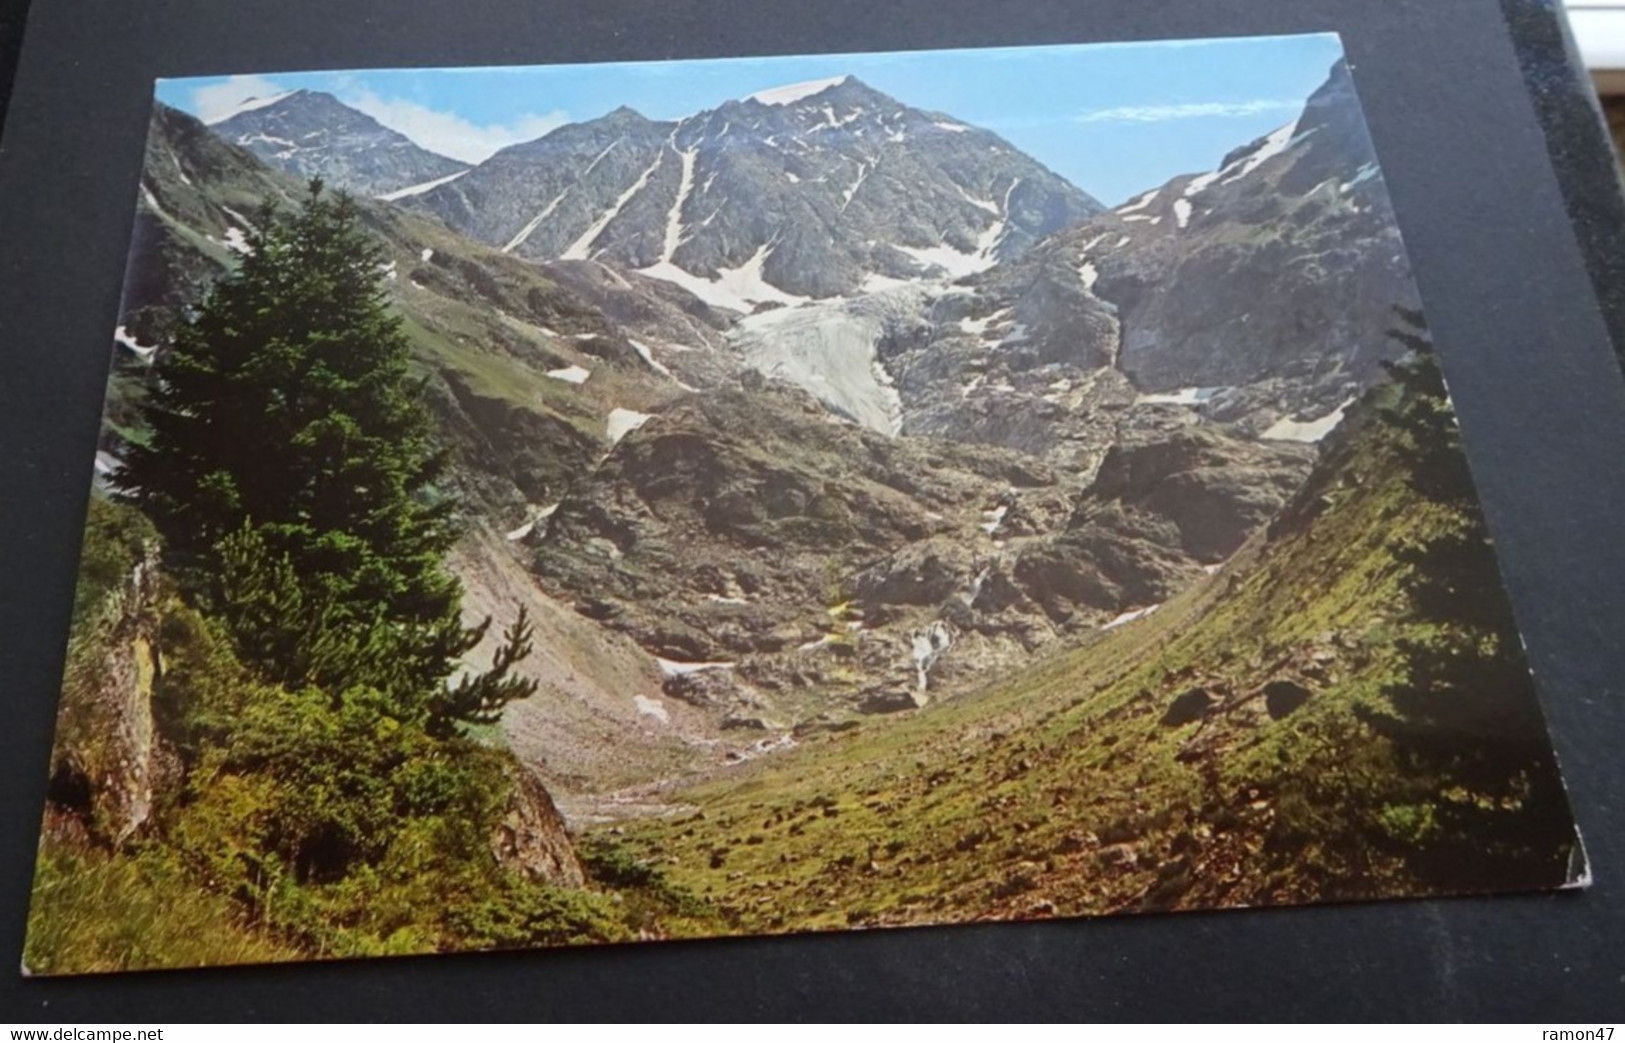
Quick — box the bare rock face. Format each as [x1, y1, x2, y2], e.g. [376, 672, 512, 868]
[1028, 59, 1419, 422]
[406, 77, 1102, 300]
[492, 763, 587, 887]
[990, 422, 1316, 625]
[1082, 424, 1318, 563]
[49, 540, 163, 847]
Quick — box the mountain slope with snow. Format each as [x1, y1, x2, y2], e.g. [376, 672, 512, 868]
[958, 58, 1420, 436]
[404, 76, 1102, 304]
[211, 89, 471, 198]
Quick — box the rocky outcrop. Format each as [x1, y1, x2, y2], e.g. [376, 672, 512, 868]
[491, 762, 587, 887]
[48, 535, 164, 847]
[1081, 422, 1318, 562]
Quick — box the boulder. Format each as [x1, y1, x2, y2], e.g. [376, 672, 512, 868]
[1161, 687, 1221, 727]
[858, 684, 928, 715]
[1264, 679, 1313, 719]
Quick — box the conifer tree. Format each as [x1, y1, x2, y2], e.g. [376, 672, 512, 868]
[121, 181, 533, 724]
[1371, 310, 1572, 884]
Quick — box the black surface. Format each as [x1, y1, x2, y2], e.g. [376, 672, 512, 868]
[3, 0, 1624, 1021]
[0, 0, 28, 144]
[1502, 0, 1625, 369]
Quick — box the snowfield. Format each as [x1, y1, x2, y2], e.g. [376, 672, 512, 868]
[545, 365, 592, 385]
[377, 169, 469, 202]
[1103, 604, 1161, 630]
[656, 657, 736, 677]
[607, 407, 655, 445]
[638, 244, 812, 313]
[1261, 397, 1357, 443]
[1137, 386, 1223, 406]
[731, 289, 938, 436]
[748, 75, 851, 106]
[205, 90, 298, 124]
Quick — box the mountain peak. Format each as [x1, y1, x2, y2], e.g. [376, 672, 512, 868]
[603, 104, 654, 123]
[745, 74, 853, 107]
[205, 88, 307, 126]
[205, 88, 468, 197]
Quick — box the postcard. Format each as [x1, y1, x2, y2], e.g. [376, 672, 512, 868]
[24, 32, 1585, 974]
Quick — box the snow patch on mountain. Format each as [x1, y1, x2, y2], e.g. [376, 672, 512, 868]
[1261, 396, 1356, 443]
[841, 162, 870, 209]
[1342, 163, 1380, 193]
[1221, 123, 1315, 186]
[1137, 386, 1223, 406]
[862, 273, 912, 293]
[582, 139, 621, 178]
[1173, 199, 1193, 229]
[656, 657, 736, 677]
[628, 339, 698, 391]
[504, 188, 570, 253]
[607, 407, 655, 444]
[1103, 604, 1160, 630]
[1117, 188, 1159, 215]
[378, 169, 469, 202]
[955, 184, 1001, 215]
[957, 308, 1008, 337]
[897, 242, 993, 280]
[546, 365, 592, 385]
[732, 291, 932, 436]
[206, 90, 299, 125]
[1184, 166, 1225, 197]
[806, 104, 864, 133]
[660, 146, 698, 263]
[563, 153, 663, 261]
[748, 75, 850, 107]
[639, 243, 810, 313]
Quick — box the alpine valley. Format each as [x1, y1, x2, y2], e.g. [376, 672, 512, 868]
[30, 56, 1580, 970]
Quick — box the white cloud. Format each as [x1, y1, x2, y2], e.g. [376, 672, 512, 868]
[1075, 99, 1303, 124]
[193, 74, 287, 124]
[339, 89, 570, 164]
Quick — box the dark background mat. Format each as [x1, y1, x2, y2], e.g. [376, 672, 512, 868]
[3, 0, 1625, 1021]
[0, 0, 25, 143]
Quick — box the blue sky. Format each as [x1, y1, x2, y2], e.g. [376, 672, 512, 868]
[157, 33, 1346, 205]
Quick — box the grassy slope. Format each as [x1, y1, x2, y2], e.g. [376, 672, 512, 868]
[25, 845, 300, 974]
[595, 377, 1571, 936]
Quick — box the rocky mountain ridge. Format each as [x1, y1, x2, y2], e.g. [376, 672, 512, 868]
[403, 75, 1103, 303]
[210, 89, 471, 199]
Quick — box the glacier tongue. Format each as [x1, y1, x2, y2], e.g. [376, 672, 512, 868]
[732, 287, 934, 437]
